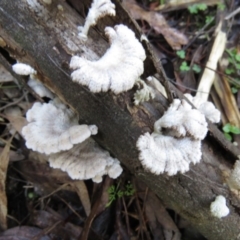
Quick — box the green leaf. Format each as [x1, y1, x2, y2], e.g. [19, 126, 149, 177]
[231, 87, 238, 94]
[229, 125, 240, 134]
[205, 16, 214, 24]
[225, 68, 235, 75]
[223, 123, 240, 134]
[176, 50, 185, 59]
[188, 5, 198, 14]
[235, 54, 240, 62]
[197, 3, 207, 10]
[226, 49, 235, 58]
[236, 63, 240, 70]
[217, 3, 225, 11]
[180, 61, 190, 72]
[222, 123, 231, 133]
[192, 64, 201, 73]
[108, 185, 116, 194]
[224, 132, 232, 141]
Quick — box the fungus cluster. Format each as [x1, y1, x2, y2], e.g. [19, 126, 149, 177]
[13, 62, 122, 182]
[136, 98, 212, 176]
[22, 99, 122, 182]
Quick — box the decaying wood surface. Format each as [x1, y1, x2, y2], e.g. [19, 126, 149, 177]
[0, 0, 240, 239]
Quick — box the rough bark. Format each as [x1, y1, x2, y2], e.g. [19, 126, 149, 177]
[0, 0, 240, 239]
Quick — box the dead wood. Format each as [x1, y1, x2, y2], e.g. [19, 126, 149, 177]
[0, 0, 240, 239]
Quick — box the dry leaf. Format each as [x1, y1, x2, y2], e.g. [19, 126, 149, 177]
[32, 209, 82, 239]
[6, 116, 28, 137]
[0, 226, 51, 240]
[71, 180, 91, 216]
[122, 0, 188, 50]
[0, 64, 16, 83]
[0, 137, 12, 230]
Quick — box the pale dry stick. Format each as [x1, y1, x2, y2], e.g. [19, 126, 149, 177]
[196, 22, 226, 103]
[225, 7, 240, 20]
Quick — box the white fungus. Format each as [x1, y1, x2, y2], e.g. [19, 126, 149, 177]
[70, 24, 146, 94]
[12, 63, 36, 76]
[134, 79, 155, 105]
[227, 160, 240, 191]
[42, 0, 52, 4]
[78, 0, 116, 40]
[28, 77, 54, 99]
[210, 195, 229, 218]
[48, 139, 123, 183]
[22, 100, 97, 155]
[154, 99, 208, 140]
[184, 94, 221, 123]
[136, 99, 208, 176]
[137, 133, 201, 176]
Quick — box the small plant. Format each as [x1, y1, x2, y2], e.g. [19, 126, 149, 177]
[224, 48, 240, 92]
[205, 16, 214, 24]
[217, 3, 226, 11]
[176, 50, 185, 59]
[192, 64, 201, 73]
[180, 61, 190, 72]
[188, 3, 207, 14]
[106, 182, 135, 207]
[222, 123, 240, 141]
[225, 48, 240, 75]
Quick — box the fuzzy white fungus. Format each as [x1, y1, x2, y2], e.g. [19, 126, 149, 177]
[22, 100, 97, 155]
[154, 99, 208, 140]
[210, 195, 229, 218]
[137, 133, 201, 176]
[48, 139, 122, 183]
[184, 94, 221, 123]
[70, 24, 146, 94]
[227, 160, 240, 191]
[78, 0, 116, 40]
[136, 99, 208, 176]
[12, 63, 36, 76]
[28, 77, 54, 99]
[134, 79, 155, 105]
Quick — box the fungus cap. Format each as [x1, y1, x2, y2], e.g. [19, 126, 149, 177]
[12, 63, 36, 75]
[137, 132, 202, 176]
[184, 93, 221, 123]
[22, 100, 97, 155]
[48, 139, 122, 182]
[154, 99, 208, 140]
[210, 195, 229, 218]
[28, 77, 54, 99]
[71, 24, 146, 94]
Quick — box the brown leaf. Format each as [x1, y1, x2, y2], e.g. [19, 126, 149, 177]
[0, 137, 12, 230]
[0, 226, 51, 240]
[33, 209, 82, 239]
[145, 192, 181, 240]
[122, 0, 188, 50]
[6, 116, 28, 137]
[0, 64, 16, 83]
[71, 180, 91, 216]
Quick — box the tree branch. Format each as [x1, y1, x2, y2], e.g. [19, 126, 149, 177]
[0, 0, 240, 239]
